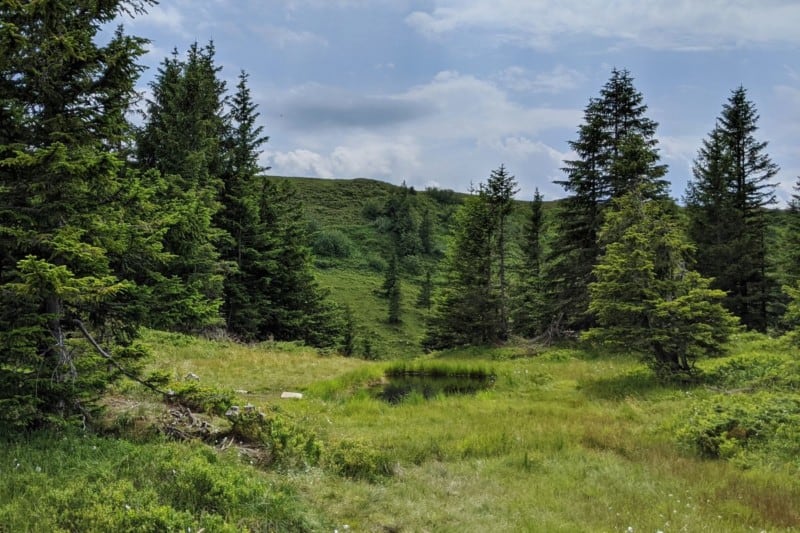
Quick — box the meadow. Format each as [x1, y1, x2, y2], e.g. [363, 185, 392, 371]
[3, 330, 796, 531]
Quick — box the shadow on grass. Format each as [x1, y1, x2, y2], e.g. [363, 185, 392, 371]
[578, 368, 703, 400]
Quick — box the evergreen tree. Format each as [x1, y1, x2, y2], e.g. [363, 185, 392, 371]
[512, 189, 546, 337]
[0, 0, 160, 428]
[385, 252, 402, 324]
[424, 193, 499, 349]
[686, 87, 778, 331]
[256, 181, 343, 347]
[548, 68, 667, 332]
[419, 207, 435, 256]
[784, 177, 800, 287]
[137, 42, 228, 332]
[417, 270, 433, 310]
[485, 164, 519, 340]
[584, 188, 738, 376]
[382, 182, 421, 258]
[214, 71, 270, 339]
[425, 166, 518, 348]
[783, 280, 800, 346]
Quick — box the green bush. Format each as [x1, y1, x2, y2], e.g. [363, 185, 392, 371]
[706, 353, 800, 392]
[168, 382, 235, 415]
[313, 229, 354, 258]
[229, 410, 323, 469]
[0, 433, 321, 531]
[673, 392, 800, 467]
[361, 198, 384, 221]
[323, 438, 393, 482]
[364, 253, 387, 273]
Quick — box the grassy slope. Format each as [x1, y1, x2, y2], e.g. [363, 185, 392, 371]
[272, 176, 546, 357]
[275, 176, 457, 357]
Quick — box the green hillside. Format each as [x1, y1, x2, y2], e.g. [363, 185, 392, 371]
[269, 176, 546, 358]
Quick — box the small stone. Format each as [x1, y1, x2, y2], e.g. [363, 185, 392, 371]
[280, 391, 303, 399]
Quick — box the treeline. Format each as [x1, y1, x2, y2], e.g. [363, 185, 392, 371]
[425, 69, 800, 376]
[0, 1, 341, 429]
[3, 1, 800, 430]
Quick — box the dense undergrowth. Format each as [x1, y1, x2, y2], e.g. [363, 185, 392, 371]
[0, 433, 322, 532]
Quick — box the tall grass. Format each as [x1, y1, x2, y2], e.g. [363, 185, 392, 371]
[5, 332, 798, 531]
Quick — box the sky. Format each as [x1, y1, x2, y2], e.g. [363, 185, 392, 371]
[120, 0, 800, 204]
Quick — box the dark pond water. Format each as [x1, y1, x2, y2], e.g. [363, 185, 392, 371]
[374, 372, 495, 404]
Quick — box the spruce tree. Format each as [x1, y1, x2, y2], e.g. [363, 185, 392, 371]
[417, 270, 433, 310]
[385, 252, 402, 324]
[256, 180, 343, 347]
[424, 192, 499, 349]
[686, 87, 778, 331]
[425, 166, 518, 348]
[512, 189, 546, 337]
[485, 164, 519, 340]
[383, 182, 421, 258]
[784, 177, 800, 286]
[215, 71, 270, 339]
[584, 188, 738, 376]
[419, 207, 435, 256]
[137, 42, 228, 332]
[0, 0, 160, 428]
[548, 68, 667, 332]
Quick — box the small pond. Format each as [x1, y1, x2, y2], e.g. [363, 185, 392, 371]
[374, 368, 495, 404]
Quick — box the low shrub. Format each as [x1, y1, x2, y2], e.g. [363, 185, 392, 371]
[323, 438, 393, 482]
[313, 229, 354, 258]
[673, 392, 800, 468]
[168, 382, 235, 416]
[0, 433, 322, 531]
[228, 410, 323, 469]
[705, 353, 800, 392]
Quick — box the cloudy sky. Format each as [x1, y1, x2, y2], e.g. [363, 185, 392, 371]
[122, 0, 800, 203]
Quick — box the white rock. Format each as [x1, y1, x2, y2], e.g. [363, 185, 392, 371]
[280, 391, 303, 399]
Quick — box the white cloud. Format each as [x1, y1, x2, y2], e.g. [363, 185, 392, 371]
[658, 135, 702, 168]
[494, 65, 585, 93]
[264, 70, 580, 195]
[133, 5, 187, 36]
[406, 1, 800, 51]
[251, 24, 328, 49]
[268, 136, 421, 179]
[483, 136, 568, 162]
[397, 70, 580, 139]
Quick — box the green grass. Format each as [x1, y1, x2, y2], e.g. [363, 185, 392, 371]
[3, 329, 799, 531]
[0, 432, 324, 532]
[315, 267, 429, 358]
[111, 333, 800, 530]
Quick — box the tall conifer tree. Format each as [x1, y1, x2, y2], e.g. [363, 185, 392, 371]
[256, 181, 343, 347]
[512, 189, 546, 337]
[424, 194, 497, 349]
[548, 68, 667, 332]
[485, 164, 518, 340]
[425, 165, 515, 349]
[0, 0, 160, 428]
[137, 42, 228, 332]
[686, 87, 778, 331]
[585, 188, 738, 376]
[215, 71, 270, 339]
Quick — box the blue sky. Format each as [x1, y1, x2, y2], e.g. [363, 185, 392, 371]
[122, 0, 800, 204]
